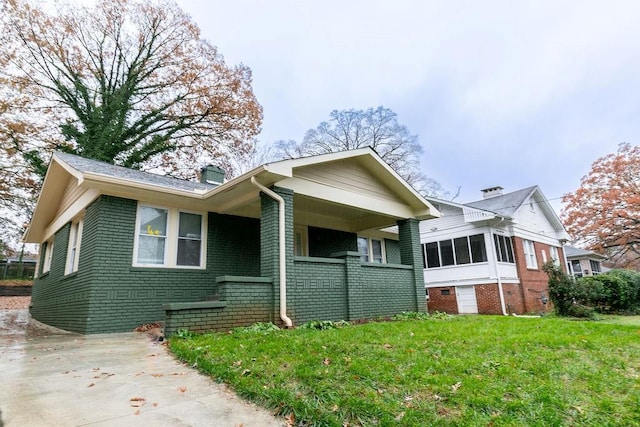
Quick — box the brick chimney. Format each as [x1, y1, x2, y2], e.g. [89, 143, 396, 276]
[481, 186, 504, 199]
[200, 165, 225, 185]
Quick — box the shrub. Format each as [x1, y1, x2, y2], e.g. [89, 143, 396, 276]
[543, 261, 576, 316]
[298, 320, 349, 330]
[233, 322, 280, 334]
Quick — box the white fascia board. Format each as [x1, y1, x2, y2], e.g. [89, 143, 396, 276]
[41, 188, 100, 242]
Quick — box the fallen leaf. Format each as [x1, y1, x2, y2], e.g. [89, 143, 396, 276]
[152, 402, 158, 407]
[178, 386, 188, 393]
[232, 360, 242, 367]
[150, 373, 164, 377]
[87, 383, 95, 388]
[134, 410, 140, 416]
[451, 382, 462, 393]
[323, 358, 331, 366]
[285, 413, 295, 427]
[383, 343, 393, 349]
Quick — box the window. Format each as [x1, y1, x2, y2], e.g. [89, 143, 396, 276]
[571, 260, 582, 277]
[134, 205, 206, 268]
[177, 212, 202, 266]
[42, 240, 54, 274]
[493, 234, 515, 263]
[441, 289, 450, 295]
[523, 239, 538, 269]
[65, 219, 83, 275]
[425, 242, 440, 268]
[550, 246, 560, 265]
[590, 260, 602, 274]
[137, 207, 168, 265]
[357, 237, 385, 263]
[424, 234, 487, 269]
[541, 249, 548, 264]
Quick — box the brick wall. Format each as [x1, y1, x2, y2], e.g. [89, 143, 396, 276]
[475, 283, 502, 314]
[31, 195, 262, 333]
[427, 286, 458, 314]
[512, 236, 554, 314]
[165, 277, 273, 335]
[384, 239, 402, 264]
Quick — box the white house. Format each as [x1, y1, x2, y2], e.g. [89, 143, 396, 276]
[421, 186, 570, 315]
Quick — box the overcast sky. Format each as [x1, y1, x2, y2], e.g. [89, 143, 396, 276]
[176, 0, 638, 214]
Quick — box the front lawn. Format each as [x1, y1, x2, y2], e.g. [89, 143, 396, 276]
[169, 315, 640, 426]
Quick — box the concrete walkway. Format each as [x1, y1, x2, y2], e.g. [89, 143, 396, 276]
[0, 309, 284, 427]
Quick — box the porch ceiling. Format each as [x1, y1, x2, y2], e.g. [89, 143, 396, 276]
[217, 193, 402, 233]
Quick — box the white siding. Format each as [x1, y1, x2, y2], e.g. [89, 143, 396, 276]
[295, 159, 402, 203]
[56, 177, 86, 217]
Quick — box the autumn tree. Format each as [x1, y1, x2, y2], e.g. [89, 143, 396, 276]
[0, 0, 262, 244]
[274, 106, 444, 197]
[562, 143, 640, 269]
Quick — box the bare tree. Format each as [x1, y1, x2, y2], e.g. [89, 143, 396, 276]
[274, 106, 444, 196]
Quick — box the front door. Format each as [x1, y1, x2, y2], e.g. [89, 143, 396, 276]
[456, 286, 478, 314]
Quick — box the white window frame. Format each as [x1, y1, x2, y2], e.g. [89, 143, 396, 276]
[42, 239, 54, 274]
[133, 204, 207, 269]
[357, 236, 386, 263]
[65, 218, 84, 275]
[549, 246, 560, 266]
[294, 225, 308, 256]
[523, 239, 538, 269]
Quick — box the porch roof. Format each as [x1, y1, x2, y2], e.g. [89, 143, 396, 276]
[25, 148, 441, 242]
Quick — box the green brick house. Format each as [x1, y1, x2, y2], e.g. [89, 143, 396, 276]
[24, 148, 440, 334]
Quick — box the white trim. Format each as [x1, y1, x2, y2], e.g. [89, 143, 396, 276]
[42, 239, 54, 274]
[523, 239, 538, 269]
[294, 225, 308, 257]
[65, 218, 84, 275]
[132, 203, 207, 269]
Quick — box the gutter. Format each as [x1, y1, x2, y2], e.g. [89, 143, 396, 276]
[250, 177, 293, 328]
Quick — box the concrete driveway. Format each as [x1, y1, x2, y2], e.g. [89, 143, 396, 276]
[0, 309, 284, 427]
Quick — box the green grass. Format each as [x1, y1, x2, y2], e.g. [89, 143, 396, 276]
[169, 315, 640, 426]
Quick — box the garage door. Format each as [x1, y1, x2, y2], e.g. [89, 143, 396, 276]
[456, 286, 478, 314]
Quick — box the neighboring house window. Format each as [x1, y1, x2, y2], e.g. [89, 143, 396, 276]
[550, 246, 560, 265]
[424, 234, 487, 268]
[358, 237, 385, 263]
[590, 260, 602, 275]
[42, 240, 54, 274]
[523, 239, 538, 269]
[134, 205, 206, 268]
[493, 234, 515, 263]
[571, 260, 582, 278]
[65, 219, 83, 275]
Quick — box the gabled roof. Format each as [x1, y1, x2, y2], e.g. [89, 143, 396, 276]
[466, 186, 538, 218]
[564, 245, 607, 260]
[25, 147, 440, 242]
[426, 185, 568, 240]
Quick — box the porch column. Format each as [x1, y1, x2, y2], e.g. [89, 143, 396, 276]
[260, 186, 294, 325]
[398, 218, 427, 313]
[333, 251, 363, 320]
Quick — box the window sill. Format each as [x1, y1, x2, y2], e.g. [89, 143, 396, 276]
[130, 266, 207, 273]
[63, 271, 78, 279]
[39, 271, 50, 279]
